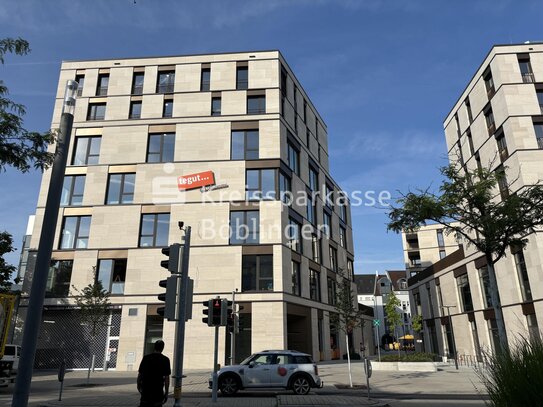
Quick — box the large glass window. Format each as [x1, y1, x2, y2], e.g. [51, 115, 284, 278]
[139, 213, 170, 247]
[60, 216, 91, 249]
[456, 274, 473, 312]
[534, 123, 543, 149]
[246, 169, 276, 200]
[96, 74, 109, 96]
[247, 95, 265, 114]
[479, 266, 494, 308]
[75, 74, 85, 96]
[87, 103, 106, 120]
[231, 130, 258, 160]
[484, 70, 495, 97]
[132, 72, 144, 94]
[201, 68, 210, 91]
[437, 230, 445, 247]
[61, 175, 85, 206]
[322, 211, 331, 238]
[211, 97, 221, 116]
[157, 71, 175, 93]
[309, 167, 318, 191]
[287, 142, 299, 174]
[97, 259, 127, 295]
[339, 226, 346, 248]
[347, 259, 354, 281]
[230, 211, 259, 245]
[163, 99, 173, 118]
[485, 107, 495, 135]
[236, 66, 248, 90]
[129, 101, 142, 119]
[514, 249, 532, 301]
[279, 172, 292, 205]
[324, 184, 334, 208]
[496, 132, 508, 161]
[327, 277, 337, 305]
[307, 195, 316, 224]
[329, 246, 338, 272]
[291, 261, 300, 296]
[46, 260, 73, 297]
[527, 314, 540, 342]
[488, 319, 502, 354]
[147, 133, 175, 163]
[339, 203, 347, 223]
[518, 58, 535, 83]
[106, 173, 135, 204]
[311, 234, 321, 263]
[309, 269, 321, 301]
[242, 255, 273, 292]
[72, 136, 101, 165]
[287, 218, 302, 253]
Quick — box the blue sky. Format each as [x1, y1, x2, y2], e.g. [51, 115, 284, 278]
[1, 0, 542, 274]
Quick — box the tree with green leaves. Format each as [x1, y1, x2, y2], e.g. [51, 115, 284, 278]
[411, 313, 423, 352]
[388, 163, 543, 352]
[384, 290, 402, 356]
[72, 268, 111, 383]
[331, 270, 366, 387]
[0, 232, 17, 292]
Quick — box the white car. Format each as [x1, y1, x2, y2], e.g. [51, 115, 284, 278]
[210, 350, 323, 396]
[0, 345, 20, 385]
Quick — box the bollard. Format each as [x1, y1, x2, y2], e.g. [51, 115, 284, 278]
[58, 361, 66, 401]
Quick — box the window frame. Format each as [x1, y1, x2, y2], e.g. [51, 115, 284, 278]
[106, 173, 136, 205]
[236, 66, 248, 90]
[247, 95, 266, 114]
[241, 254, 273, 292]
[246, 168, 277, 201]
[287, 142, 299, 175]
[87, 103, 106, 121]
[201, 67, 211, 91]
[59, 215, 91, 249]
[211, 96, 221, 116]
[156, 71, 175, 93]
[72, 136, 101, 166]
[132, 72, 145, 95]
[309, 269, 321, 302]
[456, 274, 474, 312]
[287, 218, 302, 253]
[61, 175, 85, 206]
[231, 129, 259, 160]
[329, 245, 338, 272]
[146, 133, 175, 163]
[163, 99, 173, 118]
[97, 258, 127, 295]
[229, 210, 260, 245]
[139, 213, 170, 248]
[129, 100, 142, 119]
[96, 73, 109, 96]
[291, 260, 301, 296]
[46, 260, 73, 297]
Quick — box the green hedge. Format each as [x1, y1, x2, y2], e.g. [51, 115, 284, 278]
[379, 352, 439, 362]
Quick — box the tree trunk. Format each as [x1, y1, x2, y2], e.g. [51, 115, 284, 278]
[486, 254, 508, 353]
[345, 334, 353, 388]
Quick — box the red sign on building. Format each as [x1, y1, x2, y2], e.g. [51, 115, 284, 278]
[178, 171, 215, 191]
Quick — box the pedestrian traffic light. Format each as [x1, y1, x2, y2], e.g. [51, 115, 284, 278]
[161, 243, 182, 274]
[157, 276, 177, 320]
[222, 300, 233, 327]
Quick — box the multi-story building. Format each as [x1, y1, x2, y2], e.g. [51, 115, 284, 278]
[402, 224, 460, 277]
[16, 215, 35, 283]
[408, 43, 543, 359]
[18, 50, 357, 370]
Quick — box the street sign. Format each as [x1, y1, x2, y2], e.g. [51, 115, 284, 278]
[373, 319, 380, 327]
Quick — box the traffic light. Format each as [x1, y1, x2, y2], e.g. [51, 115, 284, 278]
[222, 300, 233, 327]
[202, 299, 221, 326]
[157, 276, 177, 320]
[161, 243, 182, 274]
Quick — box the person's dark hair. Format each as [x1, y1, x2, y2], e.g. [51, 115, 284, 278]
[154, 340, 165, 352]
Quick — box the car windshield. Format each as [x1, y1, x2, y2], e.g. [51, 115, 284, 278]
[240, 354, 256, 365]
[4, 346, 15, 356]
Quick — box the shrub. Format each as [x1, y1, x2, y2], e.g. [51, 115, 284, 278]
[477, 338, 543, 407]
[380, 352, 439, 362]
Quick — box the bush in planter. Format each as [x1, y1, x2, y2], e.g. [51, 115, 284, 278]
[380, 352, 439, 362]
[343, 352, 361, 360]
[477, 338, 543, 406]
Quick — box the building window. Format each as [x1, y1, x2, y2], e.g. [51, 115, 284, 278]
[279, 172, 292, 205]
[139, 213, 170, 247]
[60, 216, 91, 249]
[303, 100, 307, 123]
[129, 101, 142, 119]
[514, 249, 532, 301]
[157, 71, 175, 93]
[236, 66, 248, 90]
[467, 130, 475, 156]
[291, 261, 301, 296]
[97, 259, 126, 294]
[46, 260, 73, 297]
[132, 72, 144, 95]
[347, 259, 354, 281]
[484, 106, 495, 135]
[483, 69, 495, 98]
[479, 266, 494, 308]
[61, 175, 85, 206]
[496, 132, 508, 162]
[323, 211, 331, 238]
[246, 169, 276, 200]
[339, 226, 346, 248]
[457, 142, 465, 168]
[474, 152, 482, 172]
[306, 128, 310, 147]
[339, 201, 347, 223]
[307, 195, 316, 224]
[231, 129, 258, 160]
[496, 165, 508, 200]
[87, 103, 106, 121]
[75, 74, 85, 96]
[287, 141, 299, 175]
[465, 97, 473, 124]
[201, 67, 210, 91]
[96, 74, 109, 96]
[287, 218, 302, 253]
[324, 184, 334, 208]
[455, 113, 461, 138]
[518, 57, 535, 83]
[456, 274, 474, 312]
[242, 254, 272, 292]
[230, 211, 259, 245]
[329, 246, 338, 272]
[439, 249, 446, 260]
[280, 66, 287, 95]
[534, 123, 543, 149]
[147, 133, 175, 163]
[211, 96, 221, 116]
[437, 230, 445, 247]
[537, 90, 543, 114]
[247, 95, 265, 114]
[72, 136, 101, 165]
[527, 314, 540, 342]
[311, 234, 321, 263]
[309, 269, 321, 301]
[163, 99, 173, 118]
[327, 277, 337, 305]
[106, 173, 135, 204]
[309, 167, 318, 192]
[488, 319, 502, 354]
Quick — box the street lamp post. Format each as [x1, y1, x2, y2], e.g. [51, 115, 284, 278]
[12, 81, 78, 407]
[441, 305, 458, 370]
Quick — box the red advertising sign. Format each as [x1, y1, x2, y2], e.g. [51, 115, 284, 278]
[178, 171, 215, 191]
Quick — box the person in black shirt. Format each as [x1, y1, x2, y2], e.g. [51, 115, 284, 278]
[137, 340, 171, 407]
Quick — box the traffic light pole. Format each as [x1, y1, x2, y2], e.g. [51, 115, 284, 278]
[173, 226, 191, 407]
[229, 290, 236, 365]
[211, 324, 219, 403]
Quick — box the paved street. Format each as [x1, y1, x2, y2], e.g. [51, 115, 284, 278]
[0, 361, 488, 407]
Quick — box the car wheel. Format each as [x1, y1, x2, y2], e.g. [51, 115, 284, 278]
[291, 375, 311, 395]
[219, 374, 240, 396]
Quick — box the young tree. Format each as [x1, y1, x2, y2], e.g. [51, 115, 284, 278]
[0, 232, 17, 292]
[72, 268, 111, 383]
[388, 163, 543, 352]
[411, 314, 423, 352]
[384, 291, 402, 356]
[331, 271, 366, 387]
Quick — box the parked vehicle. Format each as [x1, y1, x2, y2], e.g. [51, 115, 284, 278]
[209, 350, 323, 396]
[0, 344, 20, 385]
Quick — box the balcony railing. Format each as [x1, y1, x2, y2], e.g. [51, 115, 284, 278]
[201, 80, 210, 91]
[522, 72, 535, 83]
[157, 84, 174, 93]
[132, 85, 143, 95]
[96, 86, 108, 96]
[237, 80, 248, 90]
